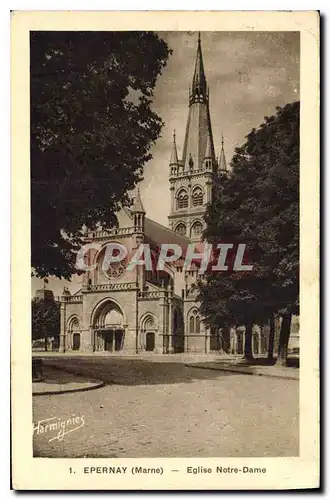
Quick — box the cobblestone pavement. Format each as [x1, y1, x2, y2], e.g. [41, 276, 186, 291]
[33, 357, 299, 458]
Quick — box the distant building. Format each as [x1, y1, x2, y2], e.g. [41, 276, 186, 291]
[34, 288, 55, 302]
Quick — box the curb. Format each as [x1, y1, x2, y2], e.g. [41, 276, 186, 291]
[186, 363, 299, 381]
[33, 380, 105, 396]
[33, 361, 106, 396]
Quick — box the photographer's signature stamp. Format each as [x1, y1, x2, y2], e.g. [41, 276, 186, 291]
[33, 415, 85, 442]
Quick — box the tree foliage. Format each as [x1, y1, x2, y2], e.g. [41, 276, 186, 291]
[31, 31, 171, 279]
[31, 297, 60, 342]
[198, 101, 299, 362]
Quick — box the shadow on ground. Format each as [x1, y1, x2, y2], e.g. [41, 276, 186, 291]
[236, 356, 299, 368]
[33, 366, 97, 386]
[36, 356, 237, 387]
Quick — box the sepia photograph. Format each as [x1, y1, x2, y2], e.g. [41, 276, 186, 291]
[31, 28, 300, 458]
[11, 10, 319, 490]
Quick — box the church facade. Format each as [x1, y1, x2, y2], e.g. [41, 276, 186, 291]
[59, 35, 273, 355]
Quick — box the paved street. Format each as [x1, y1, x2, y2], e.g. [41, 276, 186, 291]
[33, 356, 299, 458]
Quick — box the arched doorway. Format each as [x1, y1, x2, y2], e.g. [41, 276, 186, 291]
[92, 300, 125, 352]
[67, 316, 81, 351]
[140, 314, 157, 352]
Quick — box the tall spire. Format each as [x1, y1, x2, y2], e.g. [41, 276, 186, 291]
[218, 133, 227, 172]
[190, 32, 207, 105]
[169, 129, 179, 165]
[182, 32, 215, 171]
[132, 187, 145, 213]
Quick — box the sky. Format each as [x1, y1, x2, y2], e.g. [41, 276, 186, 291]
[32, 30, 300, 297]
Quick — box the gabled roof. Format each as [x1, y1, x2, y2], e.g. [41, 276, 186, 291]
[144, 217, 190, 248]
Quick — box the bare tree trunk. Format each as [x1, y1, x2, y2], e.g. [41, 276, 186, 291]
[243, 322, 253, 361]
[277, 313, 292, 366]
[268, 315, 275, 360]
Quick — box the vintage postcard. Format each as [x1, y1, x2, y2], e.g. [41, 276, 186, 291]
[11, 11, 319, 490]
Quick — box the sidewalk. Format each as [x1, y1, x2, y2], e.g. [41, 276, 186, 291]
[186, 359, 299, 380]
[33, 365, 104, 396]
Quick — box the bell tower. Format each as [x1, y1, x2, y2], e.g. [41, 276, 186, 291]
[168, 33, 221, 243]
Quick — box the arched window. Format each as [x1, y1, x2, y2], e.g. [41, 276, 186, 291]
[175, 223, 186, 236]
[189, 315, 195, 334]
[176, 189, 188, 209]
[192, 187, 203, 207]
[191, 221, 203, 237]
[188, 310, 201, 334]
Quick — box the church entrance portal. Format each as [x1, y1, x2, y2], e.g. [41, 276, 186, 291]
[102, 329, 124, 352]
[92, 299, 125, 353]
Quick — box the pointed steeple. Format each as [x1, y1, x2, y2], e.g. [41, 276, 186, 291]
[218, 134, 227, 172]
[182, 33, 216, 171]
[132, 187, 145, 213]
[169, 130, 179, 165]
[190, 32, 208, 105]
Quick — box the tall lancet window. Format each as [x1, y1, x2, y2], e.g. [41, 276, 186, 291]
[189, 309, 201, 334]
[192, 187, 203, 207]
[177, 189, 188, 209]
[189, 315, 195, 334]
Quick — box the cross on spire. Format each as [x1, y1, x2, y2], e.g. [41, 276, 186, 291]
[170, 129, 179, 165]
[190, 31, 207, 105]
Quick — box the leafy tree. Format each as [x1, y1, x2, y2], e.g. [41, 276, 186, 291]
[199, 102, 299, 365]
[31, 31, 171, 279]
[32, 297, 60, 351]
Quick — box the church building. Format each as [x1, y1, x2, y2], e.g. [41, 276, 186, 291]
[59, 34, 270, 355]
